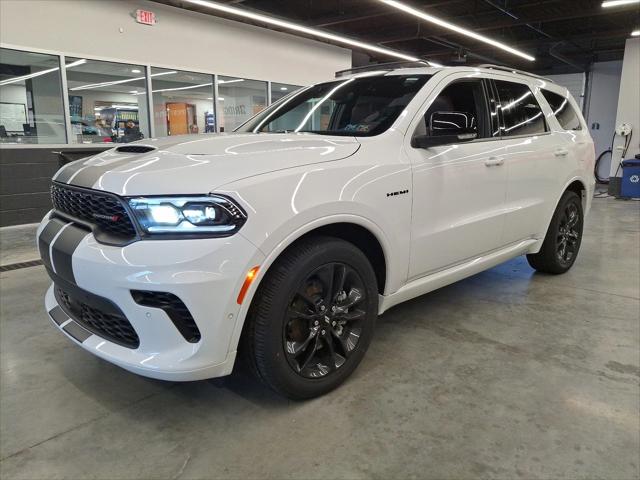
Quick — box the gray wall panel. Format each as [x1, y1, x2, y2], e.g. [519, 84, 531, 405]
[0, 148, 103, 226]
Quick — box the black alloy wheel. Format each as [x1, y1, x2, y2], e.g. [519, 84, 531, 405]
[242, 236, 378, 399]
[527, 190, 584, 274]
[556, 201, 581, 266]
[284, 262, 366, 378]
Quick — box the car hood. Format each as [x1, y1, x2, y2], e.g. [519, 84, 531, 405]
[54, 133, 360, 196]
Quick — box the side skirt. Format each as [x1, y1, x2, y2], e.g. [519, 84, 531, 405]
[378, 239, 538, 314]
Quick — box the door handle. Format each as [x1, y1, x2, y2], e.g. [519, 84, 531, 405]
[484, 156, 504, 167]
[554, 148, 569, 157]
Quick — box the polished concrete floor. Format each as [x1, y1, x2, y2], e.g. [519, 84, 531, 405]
[1, 198, 638, 480]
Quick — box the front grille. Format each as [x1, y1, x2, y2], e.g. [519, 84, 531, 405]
[131, 290, 201, 343]
[55, 285, 140, 348]
[51, 183, 137, 241]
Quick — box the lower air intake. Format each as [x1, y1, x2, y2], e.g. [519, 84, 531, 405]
[131, 290, 201, 343]
[55, 285, 140, 349]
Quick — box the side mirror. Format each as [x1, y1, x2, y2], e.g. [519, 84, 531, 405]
[430, 111, 477, 135]
[411, 132, 477, 149]
[411, 110, 478, 149]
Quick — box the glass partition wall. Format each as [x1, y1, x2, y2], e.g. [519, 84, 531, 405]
[150, 68, 214, 136]
[0, 48, 66, 144]
[217, 76, 267, 132]
[0, 47, 305, 144]
[270, 82, 303, 103]
[65, 58, 149, 144]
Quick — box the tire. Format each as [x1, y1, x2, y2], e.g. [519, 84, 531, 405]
[526, 190, 584, 274]
[241, 236, 378, 399]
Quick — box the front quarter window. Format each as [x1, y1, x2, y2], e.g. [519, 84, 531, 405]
[240, 74, 431, 137]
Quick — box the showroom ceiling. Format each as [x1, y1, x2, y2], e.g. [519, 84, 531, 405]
[154, 0, 639, 73]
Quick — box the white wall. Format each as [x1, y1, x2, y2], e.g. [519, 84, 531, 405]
[586, 61, 623, 161]
[0, 0, 351, 86]
[610, 38, 640, 178]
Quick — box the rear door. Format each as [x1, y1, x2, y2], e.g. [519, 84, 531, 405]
[539, 87, 594, 191]
[405, 74, 507, 279]
[492, 79, 559, 244]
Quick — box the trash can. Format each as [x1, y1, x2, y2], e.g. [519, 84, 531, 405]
[620, 158, 640, 199]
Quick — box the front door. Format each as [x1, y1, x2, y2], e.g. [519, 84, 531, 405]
[405, 76, 507, 280]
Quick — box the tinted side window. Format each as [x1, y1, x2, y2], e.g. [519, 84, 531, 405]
[419, 80, 489, 139]
[542, 89, 582, 131]
[494, 80, 546, 137]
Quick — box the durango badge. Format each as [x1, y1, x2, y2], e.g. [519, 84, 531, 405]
[92, 213, 121, 222]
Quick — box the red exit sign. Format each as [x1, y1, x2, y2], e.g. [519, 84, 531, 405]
[135, 9, 156, 26]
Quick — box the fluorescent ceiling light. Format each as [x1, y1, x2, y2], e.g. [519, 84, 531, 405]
[218, 79, 244, 84]
[632, 29, 640, 36]
[152, 82, 213, 93]
[280, 87, 288, 90]
[0, 59, 86, 86]
[602, 0, 639, 7]
[378, 0, 535, 61]
[180, 0, 433, 64]
[70, 70, 176, 91]
[131, 69, 142, 73]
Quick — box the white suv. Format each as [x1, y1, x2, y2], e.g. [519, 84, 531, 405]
[38, 64, 595, 399]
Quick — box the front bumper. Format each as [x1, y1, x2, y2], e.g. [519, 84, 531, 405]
[38, 215, 263, 381]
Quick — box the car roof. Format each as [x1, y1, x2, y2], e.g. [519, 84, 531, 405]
[338, 63, 554, 84]
[336, 64, 570, 97]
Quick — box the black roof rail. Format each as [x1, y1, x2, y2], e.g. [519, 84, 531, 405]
[475, 64, 555, 83]
[335, 60, 436, 78]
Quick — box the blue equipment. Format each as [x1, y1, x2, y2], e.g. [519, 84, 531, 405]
[620, 158, 640, 199]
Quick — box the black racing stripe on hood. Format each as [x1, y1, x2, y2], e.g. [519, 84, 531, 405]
[64, 157, 139, 188]
[54, 160, 89, 184]
[50, 224, 89, 284]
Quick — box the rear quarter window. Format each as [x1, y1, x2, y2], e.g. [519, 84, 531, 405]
[494, 80, 547, 137]
[541, 89, 582, 131]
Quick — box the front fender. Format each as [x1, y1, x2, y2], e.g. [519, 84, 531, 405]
[216, 161, 413, 360]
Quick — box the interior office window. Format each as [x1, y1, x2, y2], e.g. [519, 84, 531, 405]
[270, 82, 303, 103]
[0, 48, 66, 144]
[494, 80, 546, 137]
[151, 68, 214, 136]
[65, 58, 149, 144]
[217, 76, 267, 132]
[417, 80, 486, 139]
[541, 89, 582, 131]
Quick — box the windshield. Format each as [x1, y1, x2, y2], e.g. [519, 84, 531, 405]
[238, 74, 431, 137]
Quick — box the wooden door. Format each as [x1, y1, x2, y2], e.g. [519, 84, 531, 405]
[166, 103, 189, 135]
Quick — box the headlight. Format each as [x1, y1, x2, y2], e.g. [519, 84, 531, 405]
[128, 195, 246, 237]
